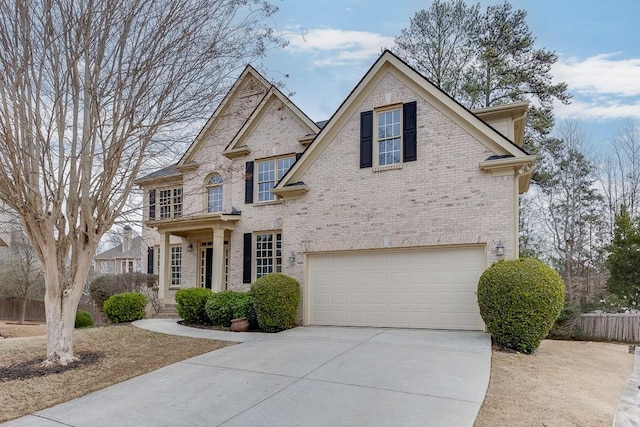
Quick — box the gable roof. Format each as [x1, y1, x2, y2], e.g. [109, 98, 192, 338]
[275, 49, 535, 194]
[95, 236, 143, 260]
[135, 164, 181, 185]
[223, 85, 320, 157]
[178, 65, 272, 165]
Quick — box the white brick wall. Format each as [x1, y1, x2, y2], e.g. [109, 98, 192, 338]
[141, 69, 519, 308]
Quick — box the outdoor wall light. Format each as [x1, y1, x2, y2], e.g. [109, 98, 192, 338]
[187, 243, 193, 253]
[289, 251, 296, 263]
[496, 241, 505, 257]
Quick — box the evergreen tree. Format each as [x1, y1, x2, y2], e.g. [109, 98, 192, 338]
[606, 206, 640, 307]
[392, 1, 570, 152]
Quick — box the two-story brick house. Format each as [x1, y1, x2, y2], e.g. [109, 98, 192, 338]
[137, 50, 534, 330]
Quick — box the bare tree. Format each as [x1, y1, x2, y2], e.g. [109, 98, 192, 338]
[537, 121, 607, 303]
[392, 0, 480, 98]
[600, 121, 640, 228]
[0, 0, 281, 365]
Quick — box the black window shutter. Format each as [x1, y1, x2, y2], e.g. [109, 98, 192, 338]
[360, 111, 373, 168]
[403, 101, 417, 162]
[295, 152, 303, 161]
[148, 189, 156, 219]
[243, 233, 252, 283]
[245, 161, 254, 204]
[147, 247, 154, 274]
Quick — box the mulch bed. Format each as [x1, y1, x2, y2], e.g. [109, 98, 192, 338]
[0, 352, 103, 382]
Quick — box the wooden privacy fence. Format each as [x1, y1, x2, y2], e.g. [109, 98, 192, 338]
[0, 298, 105, 324]
[577, 313, 640, 343]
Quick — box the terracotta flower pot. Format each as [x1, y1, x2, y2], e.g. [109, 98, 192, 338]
[230, 317, 250, 332]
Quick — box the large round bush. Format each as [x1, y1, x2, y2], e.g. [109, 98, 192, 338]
[251, 273, 300, 332]
[477, 257, 565, 353]
[103, 292, 148, 323]
[75, 309, 94, 328]
[175, 287, 212, 325]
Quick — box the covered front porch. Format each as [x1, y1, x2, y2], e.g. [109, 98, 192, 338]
[152, 214, 240, 304]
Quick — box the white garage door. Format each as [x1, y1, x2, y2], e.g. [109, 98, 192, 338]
[307, 246, 486, 330]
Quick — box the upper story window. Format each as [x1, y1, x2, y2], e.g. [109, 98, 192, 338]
[207, 174, 223, 213]
[158, 187, 182, 219]
[257, 155, 295, 202]
[376, 108, 401, 166]
[360, 101, 416, 170]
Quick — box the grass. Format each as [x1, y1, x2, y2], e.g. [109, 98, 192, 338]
[475, 339, 633, 426]
[1, 322, 634, 425]
[0, 322, 233, 423]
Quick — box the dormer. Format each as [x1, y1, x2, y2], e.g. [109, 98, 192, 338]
[472, 102, 528, 149]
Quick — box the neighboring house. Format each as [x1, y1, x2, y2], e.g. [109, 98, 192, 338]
[0, 202, 23, 264]
[136, 50, 535, 331]
[94, 226, 142, 275]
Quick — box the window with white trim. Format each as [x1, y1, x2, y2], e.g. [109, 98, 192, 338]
[159, 187, 182, 219]
[100, 260, 115, 274]
[255, 231, 282, 278]
[171, 246, 182, 286]
[207, 174, 223, 213]
[375, 108, 402, 167]
[121, 260, 134, 273]
[257, 156, 295, 202]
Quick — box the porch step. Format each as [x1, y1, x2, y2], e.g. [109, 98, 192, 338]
[152, 304, 180, 319]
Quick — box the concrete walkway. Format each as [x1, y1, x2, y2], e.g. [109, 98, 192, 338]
[5, 320, 492, 427]
[614, 347, 640, 427]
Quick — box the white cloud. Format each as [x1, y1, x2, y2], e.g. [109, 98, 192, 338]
[552, 53, 640, 120]
[286, 28, 394, 67]
[553, 53, 640, 97]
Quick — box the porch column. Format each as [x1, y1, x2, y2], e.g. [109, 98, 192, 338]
[158, 231, 170, 302]
[212, 228, 225, 292]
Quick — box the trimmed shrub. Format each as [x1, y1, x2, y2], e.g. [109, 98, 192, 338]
[175, 287, 212, 325]
[478, 257, 565, 353]
[205, 291, 238, 327]
[89, 273, 158, 308]
[75, 310, 94, 328]
[103, 292, 148, 323]
[251, 273, 300, 333]
[204, 291, 257, 328]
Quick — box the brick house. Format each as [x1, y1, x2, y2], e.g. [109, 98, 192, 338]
[136, 50, 534, 330]
[94, 226, 142, 275]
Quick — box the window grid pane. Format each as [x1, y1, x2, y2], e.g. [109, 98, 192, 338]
[159, 187, 183, 218]
[255, 233, 273, 278]
[173, 188, 182, 217]
[159, 189, 171, 218]
[207, 174, 223, 213]
[171, 246, 182, 286]
[257, 156, 295, 202]
[258, 160, 276, 201]
[377, 109, 401, 166]
[208, 186, 223, 212]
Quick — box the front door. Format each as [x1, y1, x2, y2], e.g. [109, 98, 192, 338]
[200, 243, 213, 289]
[200, 242, 229, 289]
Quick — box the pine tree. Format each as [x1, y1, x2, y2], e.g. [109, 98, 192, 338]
[606, 206, 640, 307]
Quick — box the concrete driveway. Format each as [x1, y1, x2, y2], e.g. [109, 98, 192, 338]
[5, 323, 491, 427]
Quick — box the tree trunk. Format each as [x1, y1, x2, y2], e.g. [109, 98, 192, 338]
[41, 243, 93, 366]
[18, 296, 28, 325]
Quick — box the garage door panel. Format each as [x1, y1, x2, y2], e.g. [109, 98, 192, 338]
[308, 246, 486, 330]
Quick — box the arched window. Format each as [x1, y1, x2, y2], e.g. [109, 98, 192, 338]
[207, 174, 223, 213]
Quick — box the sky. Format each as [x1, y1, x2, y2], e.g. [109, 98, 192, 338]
[261, 0, 640, 154]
